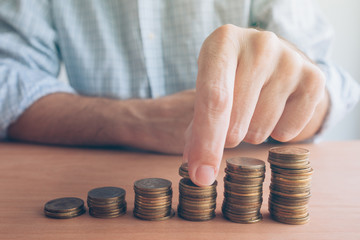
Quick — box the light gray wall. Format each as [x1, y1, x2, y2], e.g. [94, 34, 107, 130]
[316, 0, 360, 140]
[58, 0, 360, 140]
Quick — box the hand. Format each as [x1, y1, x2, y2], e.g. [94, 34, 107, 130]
[184, 25, 328, 186]
[144, 89, 195, 154]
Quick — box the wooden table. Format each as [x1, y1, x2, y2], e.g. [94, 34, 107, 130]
[0, 141, 359, 240]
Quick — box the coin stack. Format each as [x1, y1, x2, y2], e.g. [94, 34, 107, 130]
[268, 147, 313, 225]
[133, 178, 174, 221]
[87, 187, 127, 218]
[44, 197, 86, 219]
[178, 163, 217, 221]
[222, 157, 265, 223]
[178, 162, 190, 179]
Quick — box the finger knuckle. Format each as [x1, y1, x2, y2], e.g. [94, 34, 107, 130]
[207, 24, 237, 48]
[271, 129, 296, 142]
[214, 24, 238, 37]
[245, 130, 267, 145]
[307, 65, 326, 87]
[250, 31, 279, 70]
[226, 128, 244, 147]
[301, 65, 326, 101]
[253, 30, 278, 52]
[226, 135, 241, 148]
[202, 24, 238, 57]
[202, 85, 231, 116]
[281, 50, 304, 74]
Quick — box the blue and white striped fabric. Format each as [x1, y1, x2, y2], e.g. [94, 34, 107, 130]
[0, 0, 359, 139]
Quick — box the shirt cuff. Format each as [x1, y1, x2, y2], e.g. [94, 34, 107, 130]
[312, 63, 360, 142]
[0, 79, 76, 139]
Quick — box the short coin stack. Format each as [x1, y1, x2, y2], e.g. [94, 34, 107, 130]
[178, 163, 217, 221]
[44, 197, 86, 219]
[222, 157, 265, 223]
[178, 162, 190, 179]
[133, 178, 174, 220]
[87, 187, 127, 218]
[268, 147, 313, 225]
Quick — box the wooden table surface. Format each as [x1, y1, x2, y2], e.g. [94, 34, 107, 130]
[0, 141, 359, 240]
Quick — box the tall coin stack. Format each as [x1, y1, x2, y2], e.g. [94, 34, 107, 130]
[222, 157, 265, 223]
[178, 163, 217, 221]
[133, 178, 174, 221]
[87, 187, 127, 218]
[268, 147, 313, 225]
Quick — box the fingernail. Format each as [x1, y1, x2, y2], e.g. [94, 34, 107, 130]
[195, 165, 216, 186]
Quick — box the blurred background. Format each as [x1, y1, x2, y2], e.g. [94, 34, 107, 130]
[316, 0, 360, 140]
[58, 0, 360, 141]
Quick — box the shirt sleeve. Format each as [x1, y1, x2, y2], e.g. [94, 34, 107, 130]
[250, 0, 360, 140]
[0, 0, 76, 139]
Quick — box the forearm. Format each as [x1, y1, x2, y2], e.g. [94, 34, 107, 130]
[8, 93, 161, 151]
[8, 93, 145, 146]
[8, 91, 194, 153]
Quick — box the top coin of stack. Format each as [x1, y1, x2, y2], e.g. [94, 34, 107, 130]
[222, 157, 265, 223]
[178, 163, 217, 221]
[268, 147, 313, 225]
[44, 197, 86, 219]
[87, 186, 127, 218]
[179, 162, 189, 179]
[133, 178, 174, 221]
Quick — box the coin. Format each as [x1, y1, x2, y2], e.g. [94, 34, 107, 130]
[134, 209, 175, 221]
[133, 178, 174, 221]
[88, 186, 125, 202]
[268, 147, 313, 225]
[222, 157, 265, 224]
[179, 163, 190, 179]
[227, 157, 266, 171]
[270, 213, 310, 225]
[44, 197, 85, 219]
[134, 178, 172, 192]
[44, 208, 86, 219]
[45, 197, 84, 213]
[177, 165, 217, 221]
[269, 147, 309, 159]
[223, 211, 263, 224]
[89, 207, 127, 218]
[87, 186, 127, 218]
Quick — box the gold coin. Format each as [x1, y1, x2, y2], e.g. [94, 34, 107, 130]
[179, 163, 190, 179]
[180, 178, 217, 189]
[268, 147, 313, 225]
[87, 186, 127, 219]
[44, 208, 86, 219]
[134, 209, 175, 221]
[270, 212, 310, 225]
[134, 178, 172, 192]
[226, 157, 266, 170]
[178, 208, 216, 221]
[178, 171, 217, 222]
[223, 211, 262, 224]
[269, 147, 309, 159]
[270, 165, 313, 174]
[44, 197, 85, 213]
[88, 187, 126, 202]
[268, 159, 311, 170]
[133, 178, 173, 221]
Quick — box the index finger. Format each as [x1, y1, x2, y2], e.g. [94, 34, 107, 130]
[185, 25, 239, 186]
